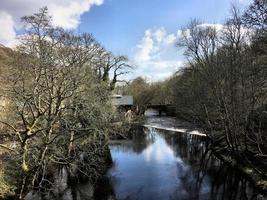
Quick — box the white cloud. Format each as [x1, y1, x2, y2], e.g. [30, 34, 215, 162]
[133, 23, 233, 81]
[164, 34, 176, 44]
[137, 60, 183, 82]
[176, 23, 224, 40]
[135, 29, 155, 62]
[0, 0, 104, 46]
[154, 27, 166, 43]
[197, 23, 224, 31]
[134, 27, 179, 63]
[238, 0, 252, 5]
[133, 27, 183, 81]
[141, 60, 183, 72]
[197, 23, 252, 43]
[0, 11, 16, 47]
[49, 0, 104, 29]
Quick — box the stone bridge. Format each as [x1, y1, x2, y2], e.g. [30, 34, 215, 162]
[145, 104, 176, 116]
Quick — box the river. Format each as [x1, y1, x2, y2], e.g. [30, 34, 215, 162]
[98, 115, 266, 200]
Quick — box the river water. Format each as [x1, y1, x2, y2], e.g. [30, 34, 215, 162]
[103, 116, 266, 200]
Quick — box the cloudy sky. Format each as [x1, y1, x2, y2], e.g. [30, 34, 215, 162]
[0, 0, 252, 81]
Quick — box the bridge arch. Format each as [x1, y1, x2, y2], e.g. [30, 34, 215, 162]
[144, 104, 174, 116]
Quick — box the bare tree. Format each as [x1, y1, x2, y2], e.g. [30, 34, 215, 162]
[0, 7, 113, 198]
[174, 6, 267, 174]
[93, 51, 133, 90]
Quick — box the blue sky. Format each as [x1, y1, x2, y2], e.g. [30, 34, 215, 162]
[80, 0, 243, 54]
[81, 0, 252, 80]
[0, 0, 252, 81]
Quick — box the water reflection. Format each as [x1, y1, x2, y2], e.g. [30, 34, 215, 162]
[106, 117, 266, 200]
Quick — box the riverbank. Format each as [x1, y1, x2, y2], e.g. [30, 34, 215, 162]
[141, 115, 267, 197]
[211, 148, 267, 195]
[104, 115, 266, 199]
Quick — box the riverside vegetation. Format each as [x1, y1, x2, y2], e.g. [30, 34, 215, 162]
[0, 7, 133, 199]
[118, 0, 267, 191]
[0, 0, 267, 199]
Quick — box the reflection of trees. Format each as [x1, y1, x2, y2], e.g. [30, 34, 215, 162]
[159, 129, 208, 165]
[93, 176, 116, 200]
[207, 167, 264, 200]
[106, 127, 265, 200]
[131, 127, 155, 153]
[160, 130, 264, 200]
[109, 126, 155, 154]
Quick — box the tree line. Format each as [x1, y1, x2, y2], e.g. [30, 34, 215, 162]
[0, 7, 131, 199]
[122, 0, 267, 184]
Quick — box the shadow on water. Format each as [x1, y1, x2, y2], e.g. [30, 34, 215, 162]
[100, 116, 266, 200]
